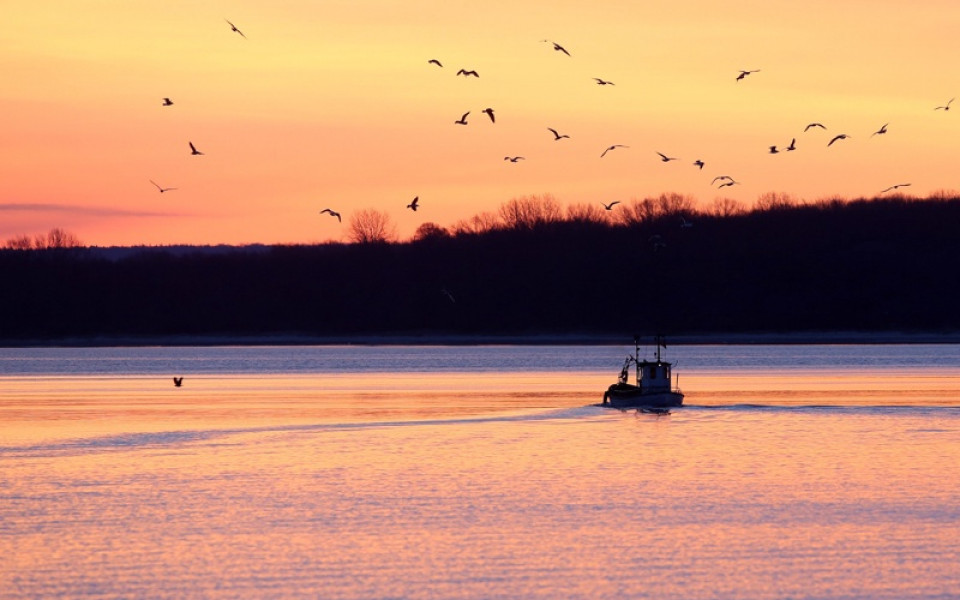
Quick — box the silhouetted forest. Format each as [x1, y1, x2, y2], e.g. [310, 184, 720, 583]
[2, 195, 960, 343]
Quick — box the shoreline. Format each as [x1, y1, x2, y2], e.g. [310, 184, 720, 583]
[3, 330, 960, 348]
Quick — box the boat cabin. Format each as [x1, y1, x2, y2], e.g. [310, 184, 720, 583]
[637, 360, 672, 392]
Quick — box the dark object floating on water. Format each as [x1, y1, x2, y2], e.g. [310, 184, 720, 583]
[173, 377, 183, 387]
[602, 335, 683, 409]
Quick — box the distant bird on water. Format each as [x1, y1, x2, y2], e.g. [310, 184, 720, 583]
[548, 127, 569, 140]
[736, 69, 760, 81]
[162, 97, 173, 106]
[189, 141, 204, 155]
[225, 19, 246, 38]
[456, 69, 479, 77]
[319, 208, 341, 222]
[173, 377, 183, 387]
[656, 152, 678, 162]
[804, 122, 827, 131]
[407, 196, 419, 211]
[871, 123, 889, 136]
[602, 201, 620, 210]
[454, 111, 469, 125]
[428, 59, 443, 67]
[542, 39, 570, 56]
[881, 183, 911, 193]
[593, 78, 614, 85]
[504, 156, 524, 162]
[482, 108, 495, 123]
[827, 134, 850, 147]
[934, 98, 954, 111]
[601, 144, 628, 157]
[149, 180, 177, 193]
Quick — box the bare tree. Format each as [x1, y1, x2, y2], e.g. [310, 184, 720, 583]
[498, 194, 562, 229]
[452, 211, 501, 235]
[707, 197, 746, 217]
[566, 202, 608, 224]
[755, 192, 798, 211]
[412, 222, 450, 242]
[4, 234, 33, 250]
[347, 209, 397, 244]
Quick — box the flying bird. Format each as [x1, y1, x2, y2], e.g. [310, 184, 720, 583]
[871, 123, 889, 136]
[504, 156, 525, 162]
[593, 78, 614, 85]
[173, 377, 183, 387]
[712, 175, 735, 185]
[428, 59, 443, 67]
[456, 69, 479, 77]
[454, 111, 469, 125]
[601, 144, 629, 157]
[934, 98, 954, 111]
[786, 138, 796, 151]
[189, 141, 203, 155]
[827, 134, 850, 146]
[656, 152, 678, 162]
[407, 196, 419, 211]
[880, 183, 911, 193]
[225, 19, 246, 38]
[602, 201, 621, 210]
[804, 122, 827, 131]
[162, 97, 173, 106]
[149, 180, 177, 193]
[718, 179, 739, 188]
[736, 69, 760, 81]
[542, 40, 570, 56]
[693, 159, 705, 169]
[482, 108, 495, 123]
[320, 208, 342, 222]
[769, 145, 779, 154]
[548, 127, 570, 140]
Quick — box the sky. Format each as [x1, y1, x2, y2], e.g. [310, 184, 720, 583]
[2, 0, 959, 247]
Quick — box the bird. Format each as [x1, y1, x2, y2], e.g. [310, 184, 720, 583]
[149, 180, 177, 193]
[547, 127, 569, 140]
[827, 134, 850, 147]
[601, 144, 628, 157]
[693, 159, 705, 169]
[656, 152, 678, 162]
[319, 208, 341, 222]
[872, 123, 889, 136]
[542, 40, 570, 56]
[482, 108, 495, 123]
[736, 69, 760, 81]
[407, 196, 419, 211]
[881, 183, 911, 193]
[718, 178, 739, 188]
[189, 141, 203, 155]
[786, 138, 796, 151]
[680, 216, 694, 228]
[602, 201, 621, 210]
[504, 156, 525, 162]
[934, 98, 954, 111]
[225, 19, 246, 38]
[428, 59, 443, 67]
[769, 145, 779, 154]
[804, 122, 827, 131]
[162, 97, 173, 106]
[712, 175, 734, 185]
[456, 69, 479, 77]
[593, 78, 614, 85]
[454, 111, 469, 125]
[173, 377, 183, 387]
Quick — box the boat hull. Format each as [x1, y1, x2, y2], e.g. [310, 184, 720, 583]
[603, 383, 684, 409]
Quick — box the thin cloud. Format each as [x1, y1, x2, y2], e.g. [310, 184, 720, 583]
[0, 203, 178, 218]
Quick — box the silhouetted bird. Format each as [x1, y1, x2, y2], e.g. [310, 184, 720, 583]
[482, 108, 495, 123]
[456, 69, 479, 77]
[320, 208, 341, 222]
[162, 97, 173, 106]
[718, 178, 739, 188]
[601, 144, 628, 157]
[173, 377, 183, 387]
[542, 40, 570, 56]
[593, 78, 614, 85]
[225, 19, 246, 38]
[736, 69, 760, 81]
[872, 123, 888, 136]
[455, 111, 469, 125]
[602, 201, 620, 210]
[407, 196, 419, 211]
[656, 152, 678, 162]
[149, 180, 177, 193]
[786, 138, 796, 151]
[189, 141, 203, 155]
[548, 127, 569, 140]
[934, 98, 954, 111]
[769, 145, 779, 154]
[804, 122, 827, 131]
[881, 183, 911, 193]
[428, 59, 443, 67]
[827, 134, 850, 146]
[693, 159, 705, 169]
[504, 156, 524, 162]
[712, 175, 734, 185]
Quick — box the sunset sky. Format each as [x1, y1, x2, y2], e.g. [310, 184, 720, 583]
[3, 1, 958, 246]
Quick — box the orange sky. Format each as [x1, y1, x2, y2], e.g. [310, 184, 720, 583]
[2, 1, 958, 246]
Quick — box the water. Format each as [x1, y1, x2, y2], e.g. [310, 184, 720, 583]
[2, 344, 959, 599]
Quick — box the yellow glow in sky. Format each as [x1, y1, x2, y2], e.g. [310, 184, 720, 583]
[2, 0, 958, 246]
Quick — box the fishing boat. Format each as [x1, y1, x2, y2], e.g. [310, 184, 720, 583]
[602, 336, 683, 409]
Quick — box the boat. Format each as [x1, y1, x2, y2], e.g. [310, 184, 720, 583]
[602, 335, 684, 409]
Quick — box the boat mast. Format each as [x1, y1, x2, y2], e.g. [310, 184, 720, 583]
[633, 335, 641, 385]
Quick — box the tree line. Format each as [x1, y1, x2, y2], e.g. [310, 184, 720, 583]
[2, 193, 959, 342]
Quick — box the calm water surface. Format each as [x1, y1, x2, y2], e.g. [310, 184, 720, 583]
[2, 344, 959, 599]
